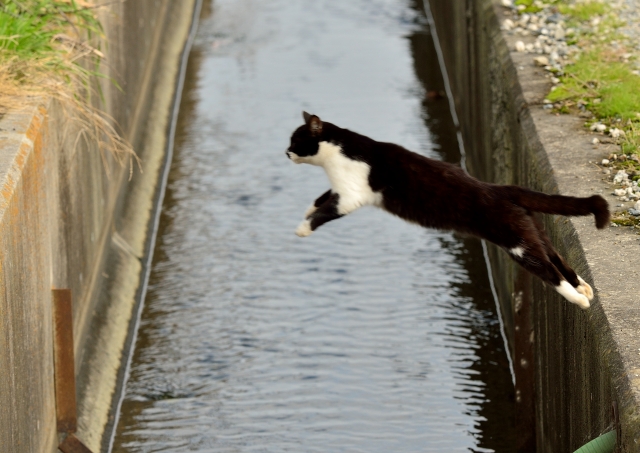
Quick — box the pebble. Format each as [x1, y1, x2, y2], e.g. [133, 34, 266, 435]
[515, 40, 526, 52]
[601, 158, 609, 165]
[629, 209, 640, 216]
[534, 56, 549, 66]
[610, 128, 625, 139]
[593, 138, 601, 145]
[614, 170, 630, 184]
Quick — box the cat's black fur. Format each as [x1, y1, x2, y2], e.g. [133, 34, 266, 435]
[286, 112, 610, 309]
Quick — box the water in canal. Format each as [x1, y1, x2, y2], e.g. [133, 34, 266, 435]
[112, 0, 515, 451]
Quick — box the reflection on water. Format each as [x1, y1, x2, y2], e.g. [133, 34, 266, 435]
[112, 0, 515, 451]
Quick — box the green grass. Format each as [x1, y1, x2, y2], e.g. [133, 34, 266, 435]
[0, 0, 102, 77]
[557, 1, 608, 21]
[515, 0, 544, 14]
[548, 49, 640, 120]
[0, 1, 136, 170]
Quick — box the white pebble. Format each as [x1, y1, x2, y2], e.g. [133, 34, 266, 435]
[596, 124, 607, 132]
[501, 0, 513, 6]
[503, 19, 515, 30]
[614, 170, 630, 184]
[609, 128, 625, 139]
[534, 56, 549, 66]
[635, 201, 640, 211]
[593, 138, 601, 145]
[515, 41, 526, 52]
[614, 188, 627, 197]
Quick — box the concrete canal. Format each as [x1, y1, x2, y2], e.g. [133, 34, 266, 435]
[112, 0, 516, 451]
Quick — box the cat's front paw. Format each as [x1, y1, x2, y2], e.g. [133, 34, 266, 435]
[295, 220, 313, 237]
[304, 204, 317, 218]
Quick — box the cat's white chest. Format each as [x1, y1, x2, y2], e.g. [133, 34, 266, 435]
[315, 141, 382, 214]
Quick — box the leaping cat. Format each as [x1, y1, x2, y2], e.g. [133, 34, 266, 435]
[286, 112, 610, 309]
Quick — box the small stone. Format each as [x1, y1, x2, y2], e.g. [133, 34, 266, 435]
[609, 128, 625, 139]
[554, 28, 565, 40]
[629, 209, 640, 216]
[614, 188, 627, 197]
[501, 0, 513, 6]
[592, 138, 600, 145]
[613, 170, 630, 184]
[596, 124, 607, 132]
[551, 77, 560, 84]
[635, 201, 640, 211]
[515, 40, 526, 52]
[602, 169, 611, 175]
[601, 158, 609, 165]
[503, 19, 515, 30]
[534, 56, 549, 66]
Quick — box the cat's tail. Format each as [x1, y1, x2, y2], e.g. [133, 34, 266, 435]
[507, 186, 610, 229]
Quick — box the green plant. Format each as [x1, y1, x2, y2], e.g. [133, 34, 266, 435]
[548, 49, 640, 120]
[0, 1, 136, 172]
[557, 1, 608, 22]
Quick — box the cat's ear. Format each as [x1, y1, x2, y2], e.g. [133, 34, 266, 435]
[308, 115, 323, 136]
[302, 111, 322, 135]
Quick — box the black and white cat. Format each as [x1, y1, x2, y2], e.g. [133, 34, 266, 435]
[286, 112, 610, 310]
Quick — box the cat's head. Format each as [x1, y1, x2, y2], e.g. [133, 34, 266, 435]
[286, 111, 325, 164]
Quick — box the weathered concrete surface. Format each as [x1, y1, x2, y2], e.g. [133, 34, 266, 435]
[427, 0, 640, 451]
[0, 1, 197, 452]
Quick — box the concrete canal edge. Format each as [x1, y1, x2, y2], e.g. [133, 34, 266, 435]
[426, 0, 640, 451]
[0, 1, 199, 452]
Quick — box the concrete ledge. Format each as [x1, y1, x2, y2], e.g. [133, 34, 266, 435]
[0, 1, 197, 452]
[427, 0, 640, 451]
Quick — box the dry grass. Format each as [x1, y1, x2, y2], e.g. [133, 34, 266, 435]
[0, 0, 138, 176]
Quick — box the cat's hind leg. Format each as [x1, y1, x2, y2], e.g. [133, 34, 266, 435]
[532, 216, 594, 301]
[510, 246, 590, 309]
[503, 222, 590, 309]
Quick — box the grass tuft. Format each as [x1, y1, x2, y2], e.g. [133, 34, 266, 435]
[547, 49, 640, 120]
[0, 1, 137, 173]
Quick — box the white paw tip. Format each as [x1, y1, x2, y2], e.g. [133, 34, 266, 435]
[304, 205, 317, 218]
[575, 295, 590, 310]
[556, 280, 591, 310]
[295, 220, 312, 237]
[576, 276, 594, 301]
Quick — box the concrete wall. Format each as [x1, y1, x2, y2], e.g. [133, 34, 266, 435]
[0, 1, 197, 452]
[425, 0, 640, 451]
